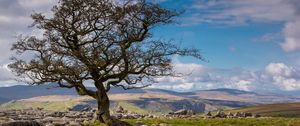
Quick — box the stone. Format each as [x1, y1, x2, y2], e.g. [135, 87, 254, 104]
[186, 110, 196, 115]
[71, 104, 92, 112]
[214, 110, 226, 118]
[233, 112, 242, 118]
[134, 120, 146, 126]
[116, 106, 124, 113]
[173, 109, 188, 115]
[1, 121, 44, 126]
[204, 111, 212, 118]
[227, 112, 234, 118]
[68, 121, 81, 126]
[0, 112, 6, 117]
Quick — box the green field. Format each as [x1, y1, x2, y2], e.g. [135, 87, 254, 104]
[91, 118, 300, 126]
[0, 101, 77, 111]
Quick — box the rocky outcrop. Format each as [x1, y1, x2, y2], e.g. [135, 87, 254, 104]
[165, 109, 197, 118]
[203, 111, 260, 118]
[112, 106, 158, 119]
[0, 108, 91, 126]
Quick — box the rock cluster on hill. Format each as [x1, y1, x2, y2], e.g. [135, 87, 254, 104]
[0, 108, 95, 126]
[112, 106, 159, 119]
[165, 109, 197, 118]
[204, 110, 261, 118]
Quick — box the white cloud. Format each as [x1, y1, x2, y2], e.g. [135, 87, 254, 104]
[152, 62, 300, 92]
[0, 0, 56, 86]
[281, 19, 300, 52]
[265, 63, 300, 91]
[0, 64, 15, 83]
[187, 0, 300, 52]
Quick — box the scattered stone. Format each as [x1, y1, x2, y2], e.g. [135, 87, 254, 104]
[1, 121, 43, 126]
[204, 111, 212, 118]
[227, 112, 234, 118]
[214, 110, 226, 118]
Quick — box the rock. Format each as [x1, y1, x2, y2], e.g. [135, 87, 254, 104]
[245, 112, 253, 117]
[134, 120, 146, 126]
[116, 106, 124, 113]
[0, 112, 6, 117]
[187, 110, 196, 115]
[174, 109, 188, 115]
[204, 111, 212, 118]
[252, 114, 261, 118]
[68, 121, 81, 126]
[214, 110, 226, 118]
[233, 112, 242, 118]
[71, 104, 92, 112]
[1, 121, 44, 126]
[115, 106, 128, 114]
[227, 112, 234, 118]
[42, 117, 61, 123]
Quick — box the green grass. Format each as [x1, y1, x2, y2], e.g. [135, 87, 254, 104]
[0, 101, 77, 111]
[116, 101, 149, 114]
[123, 118, 300, 126]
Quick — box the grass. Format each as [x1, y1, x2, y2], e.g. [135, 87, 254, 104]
[0, 101, 77, 111]
[123, 118, 300, 126]
[116, 101, 149, 114]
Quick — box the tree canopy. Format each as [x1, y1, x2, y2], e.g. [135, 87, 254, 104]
[9, 0, 202, 125]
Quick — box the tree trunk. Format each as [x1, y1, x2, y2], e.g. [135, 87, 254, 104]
[95, 87, 129, 126]
[96, 91, 113, 125]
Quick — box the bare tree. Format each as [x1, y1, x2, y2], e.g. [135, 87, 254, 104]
[9, 0, 202, 125]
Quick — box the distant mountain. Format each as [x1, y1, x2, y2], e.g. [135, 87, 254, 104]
[1, 85, 300, 112]
[0, 84, 146, 100]
[0, 84, 76, 100]
[204, 88, 256, 95]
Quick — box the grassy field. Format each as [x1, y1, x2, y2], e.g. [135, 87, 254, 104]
[226, 102, 300, 117]
[0, 101, 77, 111]
[91, 118, 300, 126]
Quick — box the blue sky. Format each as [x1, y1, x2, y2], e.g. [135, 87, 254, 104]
[0, 0, 300, 94]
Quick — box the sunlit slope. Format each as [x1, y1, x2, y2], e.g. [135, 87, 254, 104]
[227, 102, 300, 117]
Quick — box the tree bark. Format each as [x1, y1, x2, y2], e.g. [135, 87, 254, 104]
[95, 85, 129, 126]
[96, 90, 113, 125]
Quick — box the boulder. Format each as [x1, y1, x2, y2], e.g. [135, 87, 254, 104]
[173, 109, 188, 115]
[214, 110, 226, 118]
[71, 104, 92, 112]
[233, 112, 242, 118]
[204, 111, 212, 118]
[0, 112, 6, 117]
[227, 112, 234, 118]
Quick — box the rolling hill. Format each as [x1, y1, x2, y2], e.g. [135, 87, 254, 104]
[227, 102, 300, 117]
[1, 85, 300, 113]
[0, 97, 9, 104]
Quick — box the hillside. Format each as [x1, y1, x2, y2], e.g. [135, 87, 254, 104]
[1, 85, 300, 113]
[227, 102, 300, 117]
[0, 97, 9, 104]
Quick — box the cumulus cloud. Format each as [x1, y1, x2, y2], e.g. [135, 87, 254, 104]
[0, 0, 56, 85]
[152, 62, 300, 92]
[187, 0, 300, 52]
[265, 63, 300, 91]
